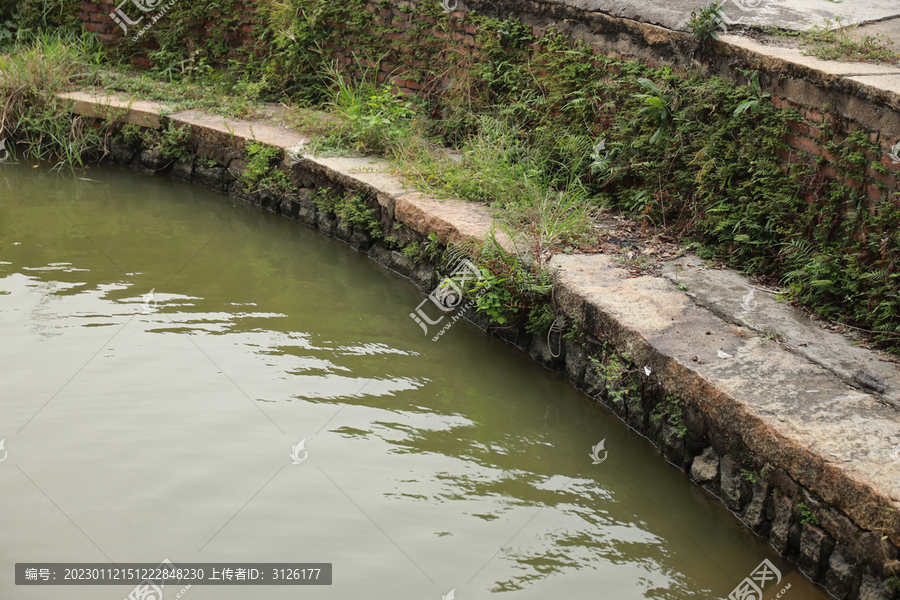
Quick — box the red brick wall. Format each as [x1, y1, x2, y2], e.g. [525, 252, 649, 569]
[78, 0, 260, 67]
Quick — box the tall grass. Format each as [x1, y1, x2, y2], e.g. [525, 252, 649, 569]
[0, 30, 107, 168]
[316, 61, 423, 156]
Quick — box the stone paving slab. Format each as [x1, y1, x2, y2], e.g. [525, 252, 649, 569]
[169, 108, 306, 151]
[537, 0, 900, 31]
[661, 256, 900, 408]
[57, 91, 168, 129]
[550, 253, 900, 538]
[394, 192, 515, 252]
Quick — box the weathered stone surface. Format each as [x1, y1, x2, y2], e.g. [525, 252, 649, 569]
[858, 574, 892, 600]
[857, 532, 898, 579]
[788, 522, 803, 560]
[168, 108, 305, 155]
[259, 189, 279, 211]
[139, 150, 169, 171]
[770, 492, 794, 555]
[494, 326, 531, 353]
[296, 198, 318, 227]
[412, 264, 435, 291]
[824, 549, 856, 599]
[529, 331, 565, 370]
[109, 142, 134, 165]
[171, 159, 193, 180]
[582, 357, 605, 399]
[661, 254, 900, 413]
[367, 245, 392, 269]
[799, 524, 836, 581]
[720, 455, 750, 511]
[565, 339, 586, 388]
[550, 253, 900, 547]
[334, 216, 352, 242]
[58, 92, 166, 128]
[626, 398, 647, 431]
[394, 192, 514, 252]
[303, 155, 409, 201]
[390, 251, 416, 277]
[768, 468, 800, 503]
[317, 211, 337, 236]
[348, 229, 373, 252]
[660, 421, 686, 468]
[194, 164, 226, 191]
[196, 141, 240, 168]
[741, 479, 771, 535]
[690, 446, 719, 484]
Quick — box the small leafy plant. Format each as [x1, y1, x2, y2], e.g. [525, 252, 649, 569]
[651, 394, 688, 437]
[634, 77, 673, 144]
[798, 502, 820, 525]
[688, 3, 727, 42]
[733, 71, 771, 117]
[242, 141, 293, 194]
[471, 269, 514, 325]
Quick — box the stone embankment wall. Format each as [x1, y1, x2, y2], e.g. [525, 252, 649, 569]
[75, 102, 898, 599]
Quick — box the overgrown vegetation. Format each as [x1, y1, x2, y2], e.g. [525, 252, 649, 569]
[763, 19, 900, 65]
[241, 140, 294, 195]
[0, 29, 108, 167]
[590, 352, 640, 404]
[651, 394, 687, 438]
[3, 2, 900, 347]
[687, 3, 726, 43]
[798, 502, 820, 525]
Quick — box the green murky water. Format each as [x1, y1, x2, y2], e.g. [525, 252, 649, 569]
[0, 159, 829, 599]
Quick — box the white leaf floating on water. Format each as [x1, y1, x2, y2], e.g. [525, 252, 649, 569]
[717, 350, 733, 359]
[644, 366, 651, 376]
